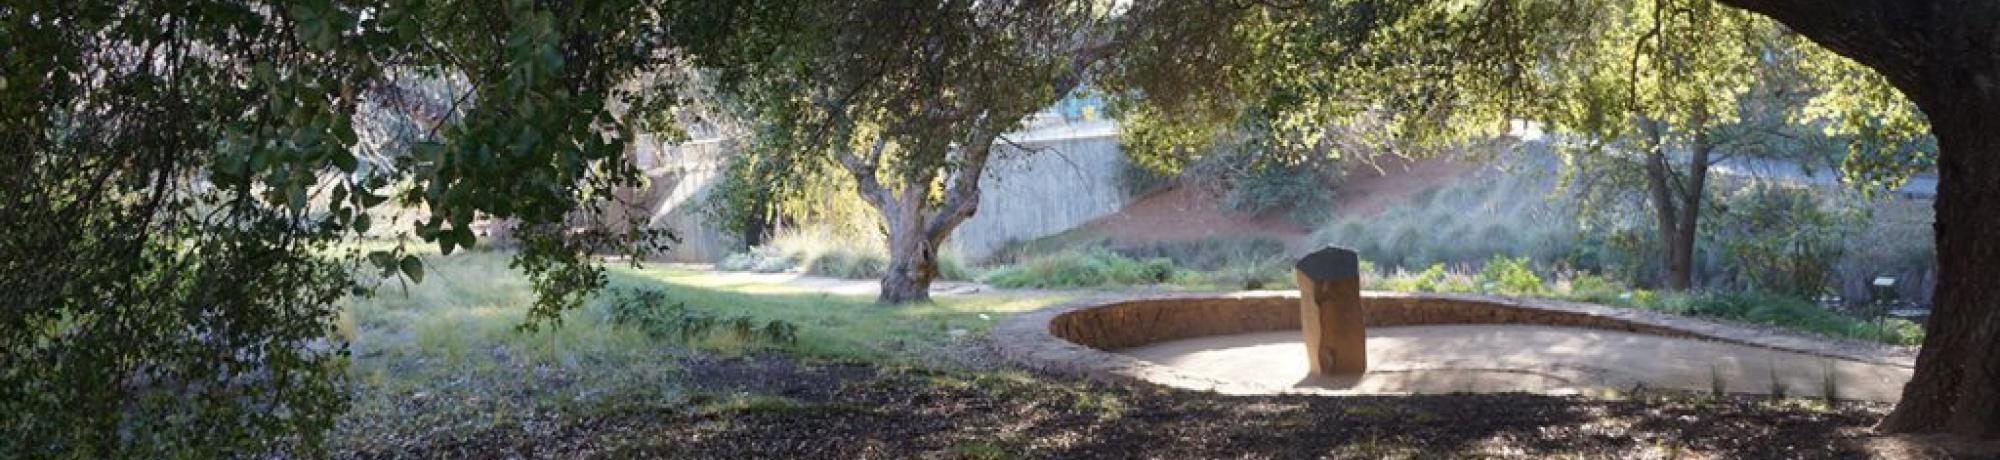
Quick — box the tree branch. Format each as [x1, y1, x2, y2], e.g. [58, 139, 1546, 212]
[1713, 0, 1928, 95]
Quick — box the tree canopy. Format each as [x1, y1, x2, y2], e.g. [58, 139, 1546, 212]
[691, 0, 1116, 303]
[0, 0, 694, 454]
[4, 0, 1996, 452]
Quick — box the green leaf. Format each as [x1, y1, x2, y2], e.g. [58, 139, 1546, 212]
[399, 255, 425, 283]
[331, 151, 358, 172]
[367, 250, 395, 271]
[357, 190, 387, 207]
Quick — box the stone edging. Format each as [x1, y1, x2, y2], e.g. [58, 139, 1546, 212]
[991, 291, 1917, 394]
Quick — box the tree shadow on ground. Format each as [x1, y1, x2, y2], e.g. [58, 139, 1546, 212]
[343, 355, 1901, 459]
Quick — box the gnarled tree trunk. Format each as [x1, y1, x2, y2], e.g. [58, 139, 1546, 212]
[840, 134, 996, 305]
[878, 191, 947, 304]
[1714, 0, 2000, 437]
[1876, 94, 2000, 437]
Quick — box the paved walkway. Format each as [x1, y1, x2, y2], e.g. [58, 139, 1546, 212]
[1120, 325, 1914, 401]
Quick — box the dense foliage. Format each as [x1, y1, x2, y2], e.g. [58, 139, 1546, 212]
[0, 1, 703, 455]
[690, 0, 1119, 303]
[982, 249, 1177, 289]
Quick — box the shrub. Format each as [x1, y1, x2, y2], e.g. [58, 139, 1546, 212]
[1620, 290, 1917, 344]
[1207, 258, 1294, 290]
[605, 289, 799, 345]
[982, 249, 1177, 289]
[1310, 156, 1581, 273]
[1372, 264, 1481, 294]
[1871, 318, 1927, 346]
[716, 242, 807, 273]
[1116, 237, 1289, 271]
[1707, 184, 1849, 298]
[1561, 273, 1627, 305]
[1116, 160, 1175, 197]
[936, 251, 978, 282]
[1478, 255, 1543, 296]
[805, 247, 887, 279]
[1355, 254, 1917, 345]
[1411, 264, 1451, 293]
[716, 252, 763, 272]
[1222, 162, 1339, 226]
[1628, 289, 1659, 308]
[717, 226, 973, 281]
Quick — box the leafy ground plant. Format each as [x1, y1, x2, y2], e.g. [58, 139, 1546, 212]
[605, 288, 799, 345]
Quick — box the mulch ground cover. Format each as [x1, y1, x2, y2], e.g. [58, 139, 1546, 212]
[338, 354, 1914, 459]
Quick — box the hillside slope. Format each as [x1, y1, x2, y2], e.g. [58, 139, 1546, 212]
[1073, 156, 1476, 250]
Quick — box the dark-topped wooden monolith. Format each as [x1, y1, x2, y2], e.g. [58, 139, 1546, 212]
[1296, 246, 1366, 376]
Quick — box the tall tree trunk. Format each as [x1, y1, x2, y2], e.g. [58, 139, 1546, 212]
[1640, 121, 1695, 290]
[1716, 0, 2000, 438]
[876, 186, 941, 304]
[741, 193, 772, 248]
[841, 136, 993, 305]
[1877, 95, 2000, 437]
[1638, 119, 1714, 291]
[1677, 132, 1712, 288]
[879, 214, 942, 304]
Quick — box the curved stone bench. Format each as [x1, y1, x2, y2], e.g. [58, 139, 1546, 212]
[993, 291, 1916, 393]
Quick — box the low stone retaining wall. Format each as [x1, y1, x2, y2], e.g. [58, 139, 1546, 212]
[994, 291, 1915, 391]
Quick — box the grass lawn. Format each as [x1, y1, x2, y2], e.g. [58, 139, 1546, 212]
[604, 264, 1071, 363]
[331, 250, 1069, 452]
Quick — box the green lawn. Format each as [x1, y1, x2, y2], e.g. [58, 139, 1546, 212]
[331, 250, 1068, 451]
[604, 264, 1071, 362]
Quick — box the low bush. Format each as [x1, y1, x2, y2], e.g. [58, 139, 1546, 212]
[1171, 257, 1294, 291]
[805, 247, 887, 279]
[1311, 158, 1580, 271]
[604, 288, 800, 345]
[983, 249, 1177, 289]
[808, 249, 976, 281]
[1608, 290, 1924, 345]
[1479, 255, 1544, 296]
[1559, 273, 1627, 305]
[1361, 255, 1921, 345]
[717, 244, 805, 273]
[1387, 264, 1477, 293]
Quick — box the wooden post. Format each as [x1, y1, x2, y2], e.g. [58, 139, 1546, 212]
[1296, 246, 1366, 376]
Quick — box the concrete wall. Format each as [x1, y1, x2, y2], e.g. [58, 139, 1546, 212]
[630, 134, 737, 262]
[628, 120, 1132, 263]
[947, 121, 1128, 260]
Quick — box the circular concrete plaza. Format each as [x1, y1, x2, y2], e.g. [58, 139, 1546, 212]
[994, 292, 1916, 402]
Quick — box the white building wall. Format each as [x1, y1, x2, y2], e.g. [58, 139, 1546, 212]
[948, 121, 1128, 260]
